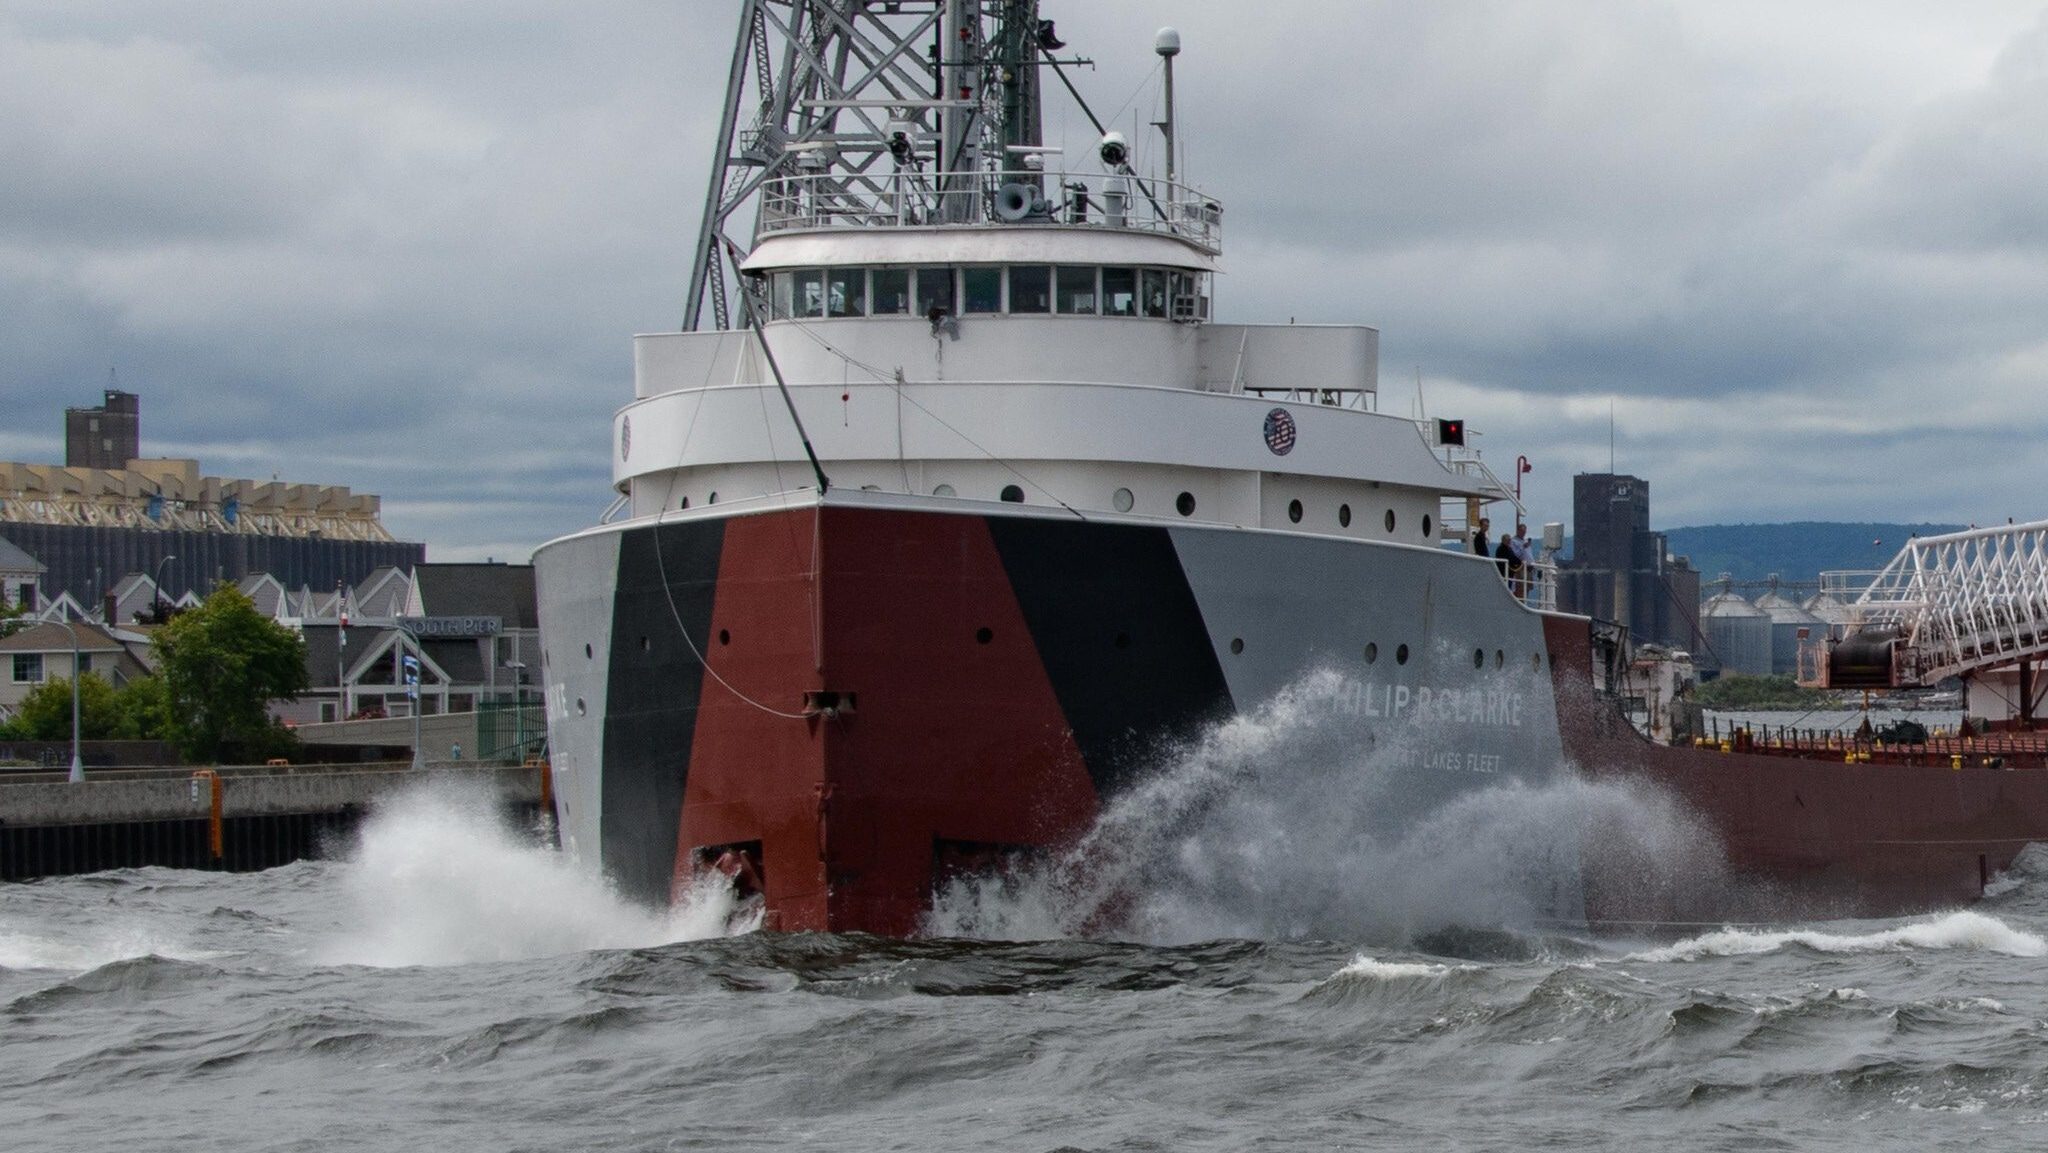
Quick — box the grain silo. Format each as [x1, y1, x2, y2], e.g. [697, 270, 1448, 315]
[1701, 579, 1772, 677]
[1752, 576, 1821, 677]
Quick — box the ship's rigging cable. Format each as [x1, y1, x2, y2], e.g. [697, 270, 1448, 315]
[647, 509, 811, 721]
[775, 317, 1088, 520]
[652, 399, 819, 717]
[746, 310, 830, 493]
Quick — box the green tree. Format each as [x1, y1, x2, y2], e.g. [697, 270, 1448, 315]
[0, 597, 28, 639]
[1694, 673, 1830, 710]
[153, 585, 308, 762]
[112, 673, 174, 741]
[3, 672, 122, 739]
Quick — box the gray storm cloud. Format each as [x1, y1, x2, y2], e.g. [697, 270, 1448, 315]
[1, 1, 2044, 554]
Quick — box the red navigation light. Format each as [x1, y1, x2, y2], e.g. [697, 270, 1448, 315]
[1437, 418, 1465, 446]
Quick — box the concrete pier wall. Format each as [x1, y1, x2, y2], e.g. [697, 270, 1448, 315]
[0, 761, 550, 880]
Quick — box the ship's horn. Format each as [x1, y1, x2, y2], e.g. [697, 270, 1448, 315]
[994, 182, 1035, 222]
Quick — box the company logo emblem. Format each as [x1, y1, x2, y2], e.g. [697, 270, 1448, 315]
[620, 416, 631, 461]
[1262, 407, 1297, 456]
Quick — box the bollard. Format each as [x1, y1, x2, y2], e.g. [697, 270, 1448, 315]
[190, 769, 223, 863]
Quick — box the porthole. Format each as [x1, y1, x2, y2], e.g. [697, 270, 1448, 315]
[1384, 509, 1397, 533]
[933, 483, 956, 497]
[680, 496, 690, 509]
[1495, 650, 1505, 669]
[1423, 513, 1433, 538]
[584, 643, 593, 660]
[975, 627, 994, 645]
[1287, 499, 1303, 524]
[575, 698, 587, 717]
[718, 629, 731, 646]
[1396, 643, 1410, 665]
[708, 491, 719, 505]
[1473, 648, 1485, 669]
[1530, 653, 1542, 672]
[1113, 487, 1135, 513]
[1229, 637, 1245, 655]
[1339, 504, 1352, 528]
[1000, 484, 1025, 503]
[1364, 642, 1378, 664]
[1176, 492, 1196, 517]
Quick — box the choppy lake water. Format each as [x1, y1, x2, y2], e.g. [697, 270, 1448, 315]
[8, 696, 2048, 1151]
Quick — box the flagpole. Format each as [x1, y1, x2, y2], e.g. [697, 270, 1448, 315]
[398, 623, 423, 770]
[335, 581, 347, 723]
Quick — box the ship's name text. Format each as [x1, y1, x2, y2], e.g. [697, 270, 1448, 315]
[1332, 678, 1525, 728]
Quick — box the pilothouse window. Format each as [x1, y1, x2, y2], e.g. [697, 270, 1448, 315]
[792, 269, 824, 318]
[1102, 268, 1136, 316]
[872, 268, 911, 314]
[914, 267, 954, 316]
[827, 268, 866, 317]
[1056, 266, 1097, 314]
[1142, 269, 1168, 318]
[962, 267, 1002, 313]
[1009, 266, 1051, 313]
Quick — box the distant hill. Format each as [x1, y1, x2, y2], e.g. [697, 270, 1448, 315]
[1656, 522, 1965, 589]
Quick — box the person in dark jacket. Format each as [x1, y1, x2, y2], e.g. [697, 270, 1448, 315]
[1472, 517, 1491, 556]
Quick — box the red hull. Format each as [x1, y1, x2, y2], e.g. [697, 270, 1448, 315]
[676, 508, 1101, 934]
[1543, 616, 2048, 924]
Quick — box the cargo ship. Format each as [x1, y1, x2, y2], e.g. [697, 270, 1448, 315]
[532, 0, 2048, 935]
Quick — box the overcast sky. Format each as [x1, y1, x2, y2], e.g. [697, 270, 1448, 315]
[4, 1, 2044, 560]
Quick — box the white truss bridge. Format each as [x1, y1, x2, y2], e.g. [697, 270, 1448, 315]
[1831, 519, 2048, 684]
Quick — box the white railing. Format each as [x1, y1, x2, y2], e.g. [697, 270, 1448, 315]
[757, 167, 1222, 251]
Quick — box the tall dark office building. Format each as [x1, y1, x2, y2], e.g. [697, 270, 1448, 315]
[1558, 473, 1701, 652]
[65, 390, 142, 470]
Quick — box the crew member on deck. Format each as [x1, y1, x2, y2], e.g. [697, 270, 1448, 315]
[1472, 517, 1491, 557]
[1509, 523, 1534, 599]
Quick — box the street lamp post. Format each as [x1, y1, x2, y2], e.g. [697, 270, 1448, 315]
[50, 619, 83, 783]
[151, 554, 179, 623]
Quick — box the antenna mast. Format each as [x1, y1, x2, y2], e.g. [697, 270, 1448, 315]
[682, 0, 1045, 332]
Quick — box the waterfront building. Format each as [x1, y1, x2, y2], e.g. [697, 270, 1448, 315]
[1556, 472, 1703, 652]
[2, 390, 424, 614]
